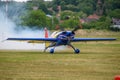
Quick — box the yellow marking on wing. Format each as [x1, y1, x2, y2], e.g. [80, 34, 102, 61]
[28, 40, 50, 43]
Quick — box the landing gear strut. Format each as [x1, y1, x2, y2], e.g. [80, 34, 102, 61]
[44, 42, 57, 54]
[44, 42, 56, 53]
[68, 44, 80, 54]
[44, 43, 80, 54]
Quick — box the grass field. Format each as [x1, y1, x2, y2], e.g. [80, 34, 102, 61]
[0, 30, 120, 80]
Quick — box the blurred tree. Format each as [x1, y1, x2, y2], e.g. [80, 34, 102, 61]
[1, 0, 119, 30]
[21, 10, 47, 28]
[25, 0, 49, 14]
[76, 11, 87, 18]
[60, 15, 80, 29]
[108, 9, 120, 18]
[60, 10, 74, 20]
[60, 19, 79, 29]
[83, 16, 112, 30]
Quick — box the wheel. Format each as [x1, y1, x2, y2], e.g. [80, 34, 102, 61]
[75, 49, 80, 54]
[50, 49, 54, 54]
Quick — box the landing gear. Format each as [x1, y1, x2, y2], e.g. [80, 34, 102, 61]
[75, 49, 80, 54]
[44, 42, 57, 54]
[44, 42, 56, 53]
[68, 44, 80, 54]
[50, 49, 54, 54]
[44, 42, 80, 54]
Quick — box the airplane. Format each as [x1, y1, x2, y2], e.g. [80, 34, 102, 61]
[7, 27, 116, 54]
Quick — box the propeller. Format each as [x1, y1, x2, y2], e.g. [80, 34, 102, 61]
[72, 25, 82, 32]
[55, 25, 65, 31]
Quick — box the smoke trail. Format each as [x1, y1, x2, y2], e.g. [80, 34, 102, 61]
[0, 3, 45, 51]
[0, 2, 67, 52]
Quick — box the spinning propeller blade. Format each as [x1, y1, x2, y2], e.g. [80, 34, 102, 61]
[72, 25, 82, 32]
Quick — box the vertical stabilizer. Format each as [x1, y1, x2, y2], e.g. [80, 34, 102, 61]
[44, 27, 49, 48]
[44, 27, 48, 38]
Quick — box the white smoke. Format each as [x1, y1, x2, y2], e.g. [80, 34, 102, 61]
[0, 2, 67, 52]
[0, 10, 45, 51]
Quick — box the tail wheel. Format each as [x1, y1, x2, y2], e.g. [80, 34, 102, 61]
[50, 49, 54, 54]
[75, 49, 80, 54]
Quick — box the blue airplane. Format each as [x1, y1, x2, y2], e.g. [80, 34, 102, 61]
[7, 28, 116, 54]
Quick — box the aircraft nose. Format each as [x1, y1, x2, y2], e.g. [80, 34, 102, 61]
[66, 33, 71, 36]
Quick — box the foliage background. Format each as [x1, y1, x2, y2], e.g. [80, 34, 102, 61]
[0, 0, 120, 30]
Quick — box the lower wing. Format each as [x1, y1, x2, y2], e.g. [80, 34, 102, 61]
[72, 38, 116, 42]
[7, 38, 57, 43]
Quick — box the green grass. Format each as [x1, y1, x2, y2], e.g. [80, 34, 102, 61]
[0, 30, 120, 80]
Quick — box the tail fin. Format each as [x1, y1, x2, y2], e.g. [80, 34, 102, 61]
[44, 27, 48, 38]
[44, 27, 49, 47]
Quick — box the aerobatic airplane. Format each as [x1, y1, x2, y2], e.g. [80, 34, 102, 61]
[7, 27, 116, 54]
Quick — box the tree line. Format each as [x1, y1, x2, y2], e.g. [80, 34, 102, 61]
[0, 0, 120, 30]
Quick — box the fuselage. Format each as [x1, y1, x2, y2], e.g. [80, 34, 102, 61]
[50, 31, 75, 45]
